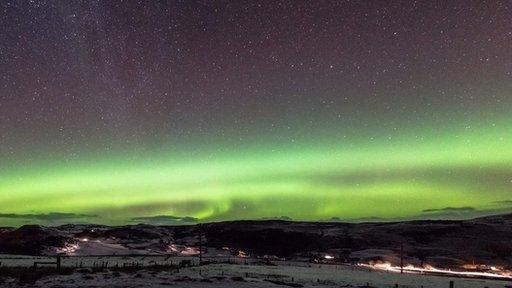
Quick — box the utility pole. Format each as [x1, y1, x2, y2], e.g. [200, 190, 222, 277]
[199, 224, 203, 264]
[400, 240, 404, 274]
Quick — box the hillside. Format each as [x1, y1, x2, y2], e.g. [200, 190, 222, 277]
[1, 214, 511, 269]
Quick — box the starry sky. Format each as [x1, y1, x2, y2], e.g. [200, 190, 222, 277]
[1, 1, 512, 226]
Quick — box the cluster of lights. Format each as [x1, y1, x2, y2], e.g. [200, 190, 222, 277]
[237, 250, 248, 258]
[167, 244, 200, 255]
[358, 262, 512, 280]
[55, 242, 80, 255]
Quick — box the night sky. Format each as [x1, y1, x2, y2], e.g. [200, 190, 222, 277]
[1, 1, 512, 226]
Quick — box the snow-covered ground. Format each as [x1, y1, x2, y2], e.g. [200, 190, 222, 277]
[0, 258, 510, 287]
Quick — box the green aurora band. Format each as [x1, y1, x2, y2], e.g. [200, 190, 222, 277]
[1, 114, 511, 226]
[2, 1, 512, 228]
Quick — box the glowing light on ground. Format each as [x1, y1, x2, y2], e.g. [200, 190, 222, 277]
[168, 244, 199, 256]
[55, 242, 80, 255]
[358, 262, 512, 280]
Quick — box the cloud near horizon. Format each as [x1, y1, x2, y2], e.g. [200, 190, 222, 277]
[260, 216, 293, 221]
[130, 215, 199, 225]
[422, 207, 476, 213]
[0, 212, 98, 221]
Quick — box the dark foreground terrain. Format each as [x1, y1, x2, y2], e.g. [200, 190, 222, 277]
[1, 213, 512, 270]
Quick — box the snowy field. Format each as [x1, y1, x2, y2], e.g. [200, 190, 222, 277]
[0, 256, 511, 288]
[0, 254, 205, 268]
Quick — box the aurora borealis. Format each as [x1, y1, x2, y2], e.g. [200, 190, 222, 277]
[1, 1, 512, 226]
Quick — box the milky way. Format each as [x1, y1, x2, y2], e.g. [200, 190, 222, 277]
[1, 1, 512, 226]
